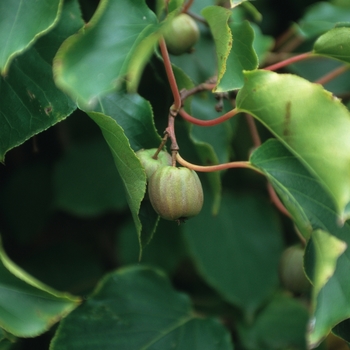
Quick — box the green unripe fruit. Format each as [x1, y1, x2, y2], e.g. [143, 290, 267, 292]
[136, 148, 172, 179]
[163, 13, 200, 55]
[279, 245, 311, 294]
[148, 166, 203, 221]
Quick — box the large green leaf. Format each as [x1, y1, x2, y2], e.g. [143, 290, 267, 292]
[0, 0, 81, 162]
[217, 20, 258, 91]
[0, 0, 62, 73]
[202, 6, 232, 91]
[237, 295, 309, 350]
[87, 112, 147, 248]
[0, 240, 80, 337]
[88, 90, 162, 250]
[250, 139, 314, 238]
[310, 230, 346, 301]
[250, 139, 350, 346]
[118, 218, 185, 274]
[296, 2, 350, 39]
[183, 190, 283, 317]
[50, 266, 233, 350]
[236, 69, 350, 219]
[313, 27, 350, 64]
[92, 91, 161, 151]
[53, 0, 160, 108]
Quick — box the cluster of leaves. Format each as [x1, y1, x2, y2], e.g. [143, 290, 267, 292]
[1, 0, 350, 349]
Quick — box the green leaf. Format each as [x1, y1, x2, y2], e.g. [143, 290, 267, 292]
[0, 240, 80, 337]
[250, 139, 314, 238]
[307, 232, 349, 347]
[217, 20, 258, 91]
[88, 90, 162, 251]
[249, 139, 350, 346]
[0, 0, 81, 162]
[310, 230, 347, 301]
[251, 23, 274, 65]
[53, 0, 160, 108]
[237, 295, 309, 350]
[332, 318, 350, 344]
[0, 329, 16, 350]
[0, 0, 62, 73]
[296, 2, 350, 39]
[93, 91, 162, 151]
[236, 69, 350, 219]
[189, 93, 235, 214]
[202, 6, 232, 91]
[313, 27, 350, 64]
[53, 137, 128, 217]
[183, 191, 283, 317]
[118, 218, 185, 274]
[87, 112, 147, 249]
[50, 266, 233, 350]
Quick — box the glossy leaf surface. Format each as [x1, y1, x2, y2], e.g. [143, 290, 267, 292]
[218, 20, 258, 91]
[0, 0, 61, 73]
[296, 2, 350, 39]
[237, 69, 350, 218]
[202, 6, 232, 91]
[238, 295, 309, 349]
[51, 266, 233, 350]
[0, 241, 80, 337]
[89, 90, 162, 250]
[250, 139, 350, 345]
[183, 191, 283, 316]
[313, 27, 350, 63]
[0, 0, 81, 161]
[54, 0, 160, 108]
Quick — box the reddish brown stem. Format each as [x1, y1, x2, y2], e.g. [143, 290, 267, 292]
[264, 52, 312, 71]
[182, 0, 194, 13]
[180, 83, 216, 101]
[179, 108, 238, 126]
[159, 38, 182, 111]
[314, 65, 349, 86]
[176, 153, 261, 173]
[166, 109, 179, 152]
[274, 26, 297, 51]
[245, 114, 261, 148]
[267, 183, 291, 218]
[152, 134, 169, 159]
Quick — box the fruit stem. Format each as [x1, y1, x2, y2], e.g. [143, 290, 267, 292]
[176, 153, 262, 173]
[179, 108, 238, 126]
[263, 52, 312, 71]
[153, 133, 169, 160]
[159, 38, 182, 111]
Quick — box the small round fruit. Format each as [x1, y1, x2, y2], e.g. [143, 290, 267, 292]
[136, 148, 172, 179]
[279, 245, 311, 294]
[163, 13, 200, 55]
[148, 166, 203, 221]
